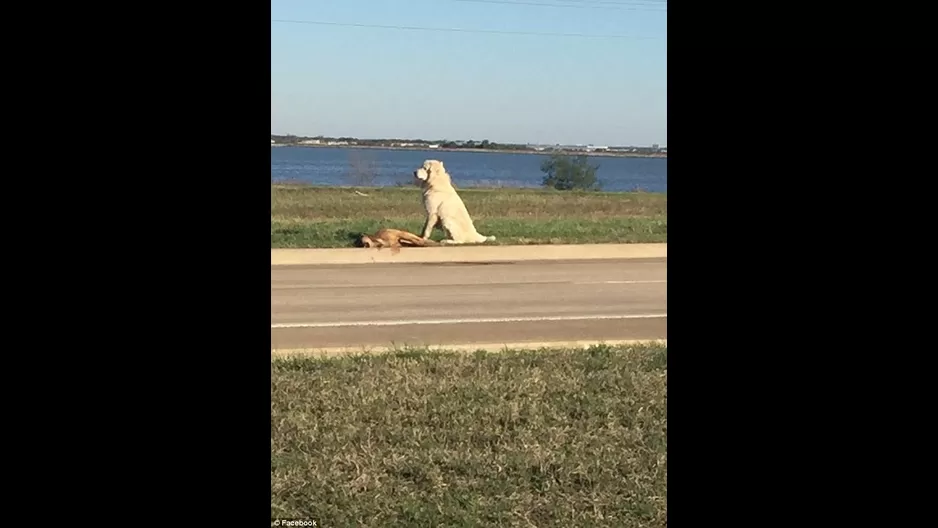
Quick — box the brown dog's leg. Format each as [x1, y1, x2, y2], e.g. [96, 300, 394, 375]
[397, 231, 427, 246]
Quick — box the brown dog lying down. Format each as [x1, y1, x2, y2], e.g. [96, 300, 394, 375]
[359, 228, 440, 254]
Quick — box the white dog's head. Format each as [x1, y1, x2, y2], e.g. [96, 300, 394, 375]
[413, 159, 452, 189]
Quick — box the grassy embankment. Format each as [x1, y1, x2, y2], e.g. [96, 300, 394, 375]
[271, 343, 667, 526]
[271, 184, 667, 248]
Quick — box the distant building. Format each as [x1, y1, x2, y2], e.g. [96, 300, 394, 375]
[299, 139, 321, 145]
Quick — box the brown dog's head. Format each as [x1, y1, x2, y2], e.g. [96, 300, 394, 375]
[359, 234, 376, 248]
[413, 159, 451, 188]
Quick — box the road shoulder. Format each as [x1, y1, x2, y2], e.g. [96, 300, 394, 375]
[272, 243, 667, 266]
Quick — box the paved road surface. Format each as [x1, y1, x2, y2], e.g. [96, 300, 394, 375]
[271, 258, 667, 350]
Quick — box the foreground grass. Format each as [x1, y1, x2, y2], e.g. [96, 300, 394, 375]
[271, 184, 667, 248]
[271, 344, 667, 526]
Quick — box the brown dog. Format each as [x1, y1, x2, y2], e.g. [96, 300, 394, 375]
[359, 228, 440, 254]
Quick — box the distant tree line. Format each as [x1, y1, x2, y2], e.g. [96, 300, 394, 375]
[437, 139, 530, 151]
[271, 134, 532, 151]
[271, 135, 666, 159]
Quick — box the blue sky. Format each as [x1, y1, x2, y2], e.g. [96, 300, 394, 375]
[271, 0, 667, 146]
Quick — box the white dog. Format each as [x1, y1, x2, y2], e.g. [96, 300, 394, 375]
[413, 159, 495, 245]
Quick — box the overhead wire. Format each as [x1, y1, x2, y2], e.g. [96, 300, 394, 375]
[271, 19, 662, 39]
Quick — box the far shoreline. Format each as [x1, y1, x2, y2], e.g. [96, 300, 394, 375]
[271, 143, 667, 160]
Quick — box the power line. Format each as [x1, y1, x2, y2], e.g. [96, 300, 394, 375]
[453, 0, 666, 10]
[271, 19, 662, 39]
[560, 0, 667, 5]
[506, 0, 666, 6]
[463, 0, 666, 5]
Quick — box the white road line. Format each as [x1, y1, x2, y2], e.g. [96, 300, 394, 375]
[271, 279, 667, 290]
[271, 313, 667, 329]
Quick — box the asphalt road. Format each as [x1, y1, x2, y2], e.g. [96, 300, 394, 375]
[271, 258, 667, 351]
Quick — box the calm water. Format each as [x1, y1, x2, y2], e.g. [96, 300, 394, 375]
[271, 147, 667, 193]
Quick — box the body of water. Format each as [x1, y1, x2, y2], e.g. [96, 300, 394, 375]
[271, 147, 667, 193]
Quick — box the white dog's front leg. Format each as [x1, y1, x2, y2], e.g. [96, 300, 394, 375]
[422, 212, 439, 239]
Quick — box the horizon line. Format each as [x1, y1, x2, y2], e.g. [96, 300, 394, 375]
[270, 133, 666, 149]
